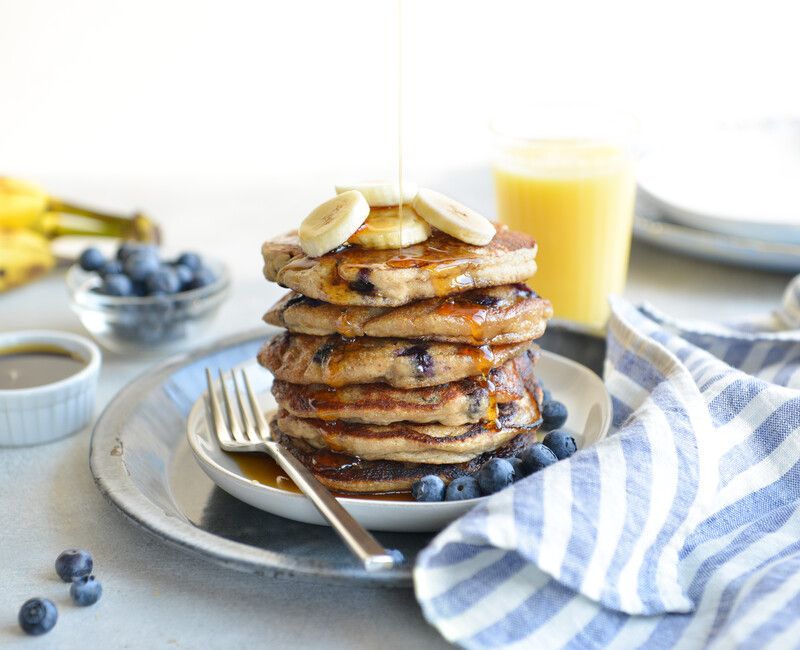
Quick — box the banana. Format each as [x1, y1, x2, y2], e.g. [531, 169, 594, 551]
[0, 178, 49, 230]
[335, 181, 418, 207]
[412, 188, 496, 246]
[0, 229, 56, 292]
[298, 190, 370, 257]
[348, 206, 431, 249]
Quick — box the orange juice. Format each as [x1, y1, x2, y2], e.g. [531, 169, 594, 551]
[492, 141, 635, 330]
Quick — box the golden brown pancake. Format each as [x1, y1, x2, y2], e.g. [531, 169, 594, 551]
[258, 332, 531, 389]
[261, 226, 537, 307]
[264, 283, 552, 345]
[274, 388, 541, 464]
[276, 430, 537, 493]
[271, 349, 542, 426]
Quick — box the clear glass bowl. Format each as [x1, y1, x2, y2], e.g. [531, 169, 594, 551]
[66, 259, 231, 355]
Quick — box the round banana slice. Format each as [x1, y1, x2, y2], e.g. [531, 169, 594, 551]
[412, 188, 496, 246]
[334, 180, 418, 207]
[298, 190, 370, 257]
[348, 206, 431, 249]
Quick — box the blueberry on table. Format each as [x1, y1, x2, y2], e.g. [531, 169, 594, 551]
[70, 575, 103, 606]
[187, 266, 217, 290]
[78, 247, 106, 272]
[477, 458, 515, 495]
[173, 263, 194, 289]
[124, 251, 160, 282]
[18, 598, 57, 636]
[520, 443, 558, 475]
[55, 548, 93, 581]
[542, 430, 578, 460]
[445, 475, 481, 501]
[541, 400, 568, 431]
[411, 475, 445, 502]
[99, 260, 123, 278]
[145, 267, 181, 295]
[508, 456, 525, 481]
[101, 273, 134, 296]
[175, 252, 203, 271]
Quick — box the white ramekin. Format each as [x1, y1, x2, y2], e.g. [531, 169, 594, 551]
[0, 330, 101, 446]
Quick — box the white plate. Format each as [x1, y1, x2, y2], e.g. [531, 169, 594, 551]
[638, 120, 800, 244]
[186, 351, 612, 533]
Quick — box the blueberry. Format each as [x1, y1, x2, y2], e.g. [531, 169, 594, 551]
[187, 266, 217, 290]
[411, 475, 445, 502]
[520, 443, 558, 474]
[173, 263, 194, 289]
[542, 388, 553, 405]
[70, 575, 103, 606]
[386, 549, 406, 566]
[100, 273, 134, 296]
[78, 247, 106, 272]
[477, 458, 515, 495]
[145, 267, 181, 295]
[124, 250, 160, 282]
[99, 260, 123, 278]
[543, 430, 578, 460]
[508, 456, 525, 481]
[117, 242, 156, 262]
[18, 598, 57, 635]
[445, 475, 481, 501]
[175, 252, 203, 271]
[541, 400, 568, 430]
[55, 548, 93, 582]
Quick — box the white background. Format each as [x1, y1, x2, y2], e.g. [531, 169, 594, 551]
[1, 0, 799, 183]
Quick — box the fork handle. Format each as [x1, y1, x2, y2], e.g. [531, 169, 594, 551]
[265, 442, 397, 571]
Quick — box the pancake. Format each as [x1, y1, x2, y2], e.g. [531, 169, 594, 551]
[276, 430, 537, 493]
[271, 348, 542, 425]
[264, 283, 552, 345]
[258, 332, 531, 389]
[273, 389, 541, 464]
[261, 226, 537, 307]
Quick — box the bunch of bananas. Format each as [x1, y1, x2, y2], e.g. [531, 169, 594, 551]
[0, 178, 158, 293]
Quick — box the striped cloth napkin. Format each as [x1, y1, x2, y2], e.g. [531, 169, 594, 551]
[414, 276, 800, 649]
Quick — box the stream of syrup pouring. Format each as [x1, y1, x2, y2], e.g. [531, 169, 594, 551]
[237, 3, 498, 495]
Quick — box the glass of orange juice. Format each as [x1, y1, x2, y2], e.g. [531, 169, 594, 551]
[491, 106, 637, 332]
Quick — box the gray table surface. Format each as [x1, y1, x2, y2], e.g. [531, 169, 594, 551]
[0, 177, 792, 649]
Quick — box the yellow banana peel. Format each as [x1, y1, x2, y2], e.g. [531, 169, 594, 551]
[0, 228, 56, 293]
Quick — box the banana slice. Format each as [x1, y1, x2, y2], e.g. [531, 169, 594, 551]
[334, 181, 418, 207]
[348, 206, 431, 249]
[298, 190, 370, 257]
[412, 188, 496, 246]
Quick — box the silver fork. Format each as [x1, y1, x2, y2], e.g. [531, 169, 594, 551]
[205, 368, 397, 572]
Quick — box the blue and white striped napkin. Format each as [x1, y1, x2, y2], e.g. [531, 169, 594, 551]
[414, 276, 800, 649]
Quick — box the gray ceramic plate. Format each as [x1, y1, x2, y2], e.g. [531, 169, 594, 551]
[90, 326, 606, 586]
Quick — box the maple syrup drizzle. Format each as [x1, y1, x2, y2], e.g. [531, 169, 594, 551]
[231, 454, 412, 501]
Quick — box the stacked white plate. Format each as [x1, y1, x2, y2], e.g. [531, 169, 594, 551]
[634, 119, 800, 272]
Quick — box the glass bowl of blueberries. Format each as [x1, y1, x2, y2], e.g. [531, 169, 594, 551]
[66, 242, 230, 355]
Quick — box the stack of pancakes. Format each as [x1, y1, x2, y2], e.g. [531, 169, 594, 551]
[258, 226, 553, 494]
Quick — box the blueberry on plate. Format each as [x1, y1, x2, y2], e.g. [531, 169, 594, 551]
[55, 548, 93, 582]
[175, 252, 203, 271]
[477, 458, 515, 495]
[386, 549, 406, 566]
[187, 266, 216, 290]
[100, 273, 134, 297]
[445, 475, 481, 501]
[173, 263, 194, 289]
[541, 388, 553, 405]
[543, 430, 578, 460]
[411, 475, 445, 502]
[18, 598, 57, 636]
[124, 250, 160, 282]
[78, 247, 106, 272]
[541, 400, 568, 430]
[145, 267, 181, 295]
[99, 260, 123, 278]
[520, 443, 558, 475]
[508, 456, 525, 481]
[70, 575, 103, 606]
